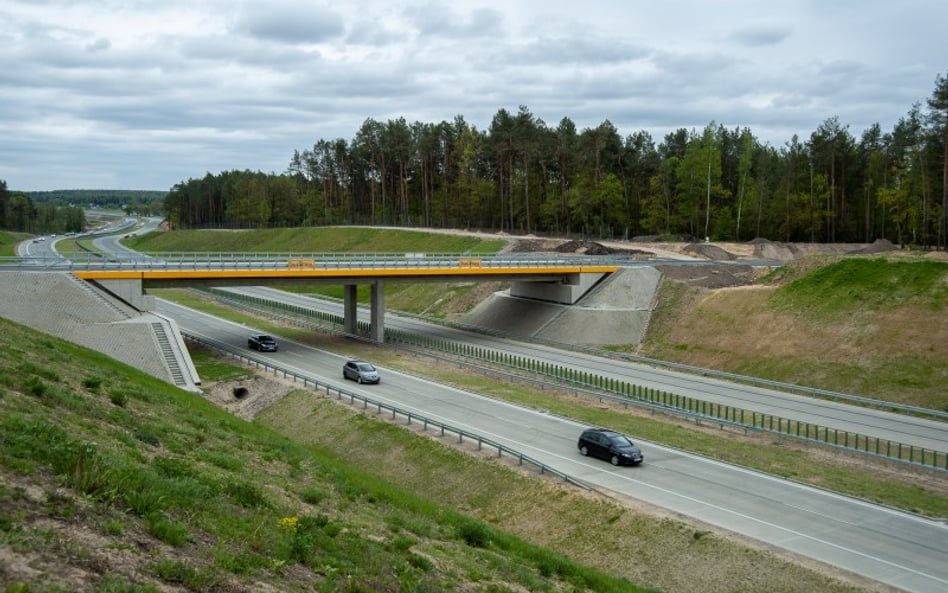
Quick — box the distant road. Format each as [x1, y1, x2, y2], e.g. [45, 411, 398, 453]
[221, 286, 948, 453]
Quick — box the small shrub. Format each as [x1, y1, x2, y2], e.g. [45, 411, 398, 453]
[150, 559, 208, 587]
[25, 377, 48, 397]
[391, 534, 415, 552]
[455, 518, 491, 548]
[224, 480, 269, 509]
[152, 456, 197, 479]
[300, 486, 327, 505]
[145, 514, 190, 547]
[123, 488, 166, 517]
[108, 390, 129, 407]
[104, 519, 126, 536]
[133, 431, 160, 447]
[407, 552, 434, 572]
[200, 451, 242, 472]
[82, 375, 103, 391]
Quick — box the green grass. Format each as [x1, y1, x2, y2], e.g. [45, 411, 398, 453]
[0, 231, 33, 256]
[771, 257, 948, 316]
[126, 226, 507, 254]
[0, 316, 647, 593]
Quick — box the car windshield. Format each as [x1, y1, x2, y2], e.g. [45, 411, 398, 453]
[356, 363, 375, 372]
[259, 336, 274, 342]
[609, 435, 634, 447]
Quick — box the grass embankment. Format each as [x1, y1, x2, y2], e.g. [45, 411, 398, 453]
[643, 256, 948, 410]
[0, 318, 644, 593]
[128, 226, 511, 317]
[0, 231, 33, 257]
[125, 226, 508, 255]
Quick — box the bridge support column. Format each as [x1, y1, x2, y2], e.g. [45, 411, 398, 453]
[343, 284, 358, 334]
[370, 280, 385, 343]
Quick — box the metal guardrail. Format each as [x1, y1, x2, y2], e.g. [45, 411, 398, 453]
[244, 287, 945, 421]
[202, 288, 948, 473]
[0, 251, 629, 271]
[182, 333, 590, 490]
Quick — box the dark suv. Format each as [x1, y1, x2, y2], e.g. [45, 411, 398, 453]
[248, 334, 278, 352]
[577, 428, 643, 466]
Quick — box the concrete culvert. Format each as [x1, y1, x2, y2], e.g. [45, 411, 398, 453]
[232, 386, 249, 399]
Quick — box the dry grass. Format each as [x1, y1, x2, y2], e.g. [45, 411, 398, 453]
[641, 260, 948, 410]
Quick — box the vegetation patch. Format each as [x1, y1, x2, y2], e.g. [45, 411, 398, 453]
[0, 316, 646, 593]
[126, 226, 507, 254]
[771, 257, 948, 316]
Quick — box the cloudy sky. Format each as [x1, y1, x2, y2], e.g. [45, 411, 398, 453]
[2, 0, 946, 192]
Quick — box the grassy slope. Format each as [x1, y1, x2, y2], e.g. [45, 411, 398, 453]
[0, 319, 641, 593]
[0, 231, 33, 257]
[126, 226, 508, 254]
[642, 255, 948, 410]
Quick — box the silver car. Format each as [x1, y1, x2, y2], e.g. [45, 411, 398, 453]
[343, 360, 380, 384]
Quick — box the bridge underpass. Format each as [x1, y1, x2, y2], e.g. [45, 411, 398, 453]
[73, 258, 621, 342]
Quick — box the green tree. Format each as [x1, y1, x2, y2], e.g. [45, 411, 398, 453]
[927, 71, 948, 249]
[0, 179, 8, 228]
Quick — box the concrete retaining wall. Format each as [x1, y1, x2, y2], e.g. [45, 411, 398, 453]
[462, 267, 662, 346]
[0, 272, 200, 391]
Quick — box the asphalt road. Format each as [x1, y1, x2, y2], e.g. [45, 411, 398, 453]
[157, 298, 948, 593]
[221, 286, 948, 453]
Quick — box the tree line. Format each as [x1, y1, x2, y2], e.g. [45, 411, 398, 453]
[161, 71, 945, 248]
[0, 180, 86, 235]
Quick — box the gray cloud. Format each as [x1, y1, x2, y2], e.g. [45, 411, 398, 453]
[729, 26, 790, 47]
[233, 1, 344, 43]
[1, 0, 947, 191]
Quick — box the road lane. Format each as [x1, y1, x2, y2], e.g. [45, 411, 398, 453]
[158, 298, 948, 593]
[222, 286, 948, 453]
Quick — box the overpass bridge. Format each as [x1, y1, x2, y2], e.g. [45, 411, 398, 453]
[58, 252, 622, 342]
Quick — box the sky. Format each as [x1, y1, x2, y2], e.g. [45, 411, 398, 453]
[2, 0, 946, 192]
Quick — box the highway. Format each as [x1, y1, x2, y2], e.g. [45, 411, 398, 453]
[65, 224, 946, 593]
[157, 297, 948, 593]
[219, 285, 948, 454]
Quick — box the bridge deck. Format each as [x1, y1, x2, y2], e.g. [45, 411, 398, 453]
[73, 264, 620, 281]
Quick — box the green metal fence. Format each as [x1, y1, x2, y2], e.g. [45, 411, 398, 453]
[200, 287, 948, 472]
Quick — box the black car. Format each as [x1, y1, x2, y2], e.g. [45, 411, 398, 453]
[343, 360, 380, 384]
[248, 334, 278, 352]
[577, 428, 644, 466]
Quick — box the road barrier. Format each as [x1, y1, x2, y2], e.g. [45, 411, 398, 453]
[182, 334, 589, 490]
[199, 287, 948, 473]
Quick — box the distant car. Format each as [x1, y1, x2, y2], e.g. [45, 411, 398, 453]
[343, 360, 380, 384]
[577, 428, 643, 466]
[247, 334, 278, 352]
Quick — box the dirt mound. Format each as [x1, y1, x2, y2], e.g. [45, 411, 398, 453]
[657, 264, 760, 288]
[555, 240, 619, 255]
[682, 243, 737, 261]
[850, 238, 898, 255]
[510, 238, 650, 256]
